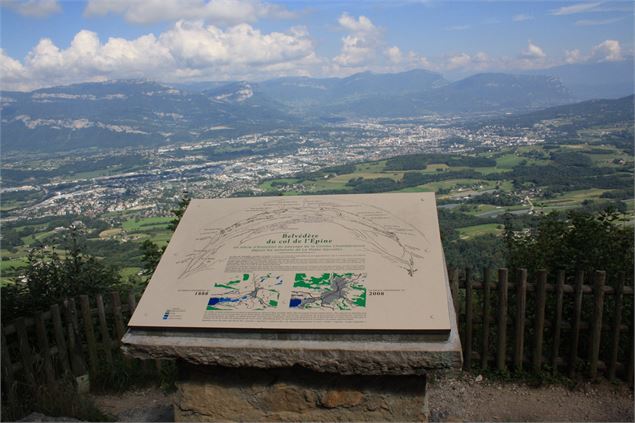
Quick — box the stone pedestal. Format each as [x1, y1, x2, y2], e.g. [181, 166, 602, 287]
[175, 364, 428, 422]
[123, 268, 461, 422]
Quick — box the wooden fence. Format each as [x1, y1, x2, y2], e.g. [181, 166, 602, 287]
[449, 268, 634, 384]
[1, 268, 633, 404]
[0, 291, 158, 405]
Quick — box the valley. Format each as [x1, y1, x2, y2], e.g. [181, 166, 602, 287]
[1, 93, 632, 285]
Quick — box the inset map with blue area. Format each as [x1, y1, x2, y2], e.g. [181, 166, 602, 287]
[206, 273, 282, 311]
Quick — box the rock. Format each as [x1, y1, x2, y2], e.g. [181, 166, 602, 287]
[475, 375, 483, 382]
[259, 383, 316, 412]
[174, 364, 428, 421]
[320, 390, 364, 408]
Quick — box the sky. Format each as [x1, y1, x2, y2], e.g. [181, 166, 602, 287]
[0, 0, 633, 91]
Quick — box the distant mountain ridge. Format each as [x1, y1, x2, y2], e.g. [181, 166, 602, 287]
[1, 63, 633, 153]
[520, 59, 634, 101]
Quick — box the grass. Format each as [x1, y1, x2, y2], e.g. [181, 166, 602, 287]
[122, 216, 173, 232]
[120, 267, 142, 279]
[496, 153, 525, 168]
[541, 189, 607, 207]
[457, 223, 503, 239]
[99, 228, 123, 239]
[21, 230, 57, 246]
[354, 160, 386, 172]
[259, 178, 301, 191]
[0, 257, 28, 272]
[422, 163, 449, 173]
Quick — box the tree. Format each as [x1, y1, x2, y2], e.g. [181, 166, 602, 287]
[168, 194, 191, 231]
[140, 240, 164, 277]
[140, 194, 190, 277]
[1, 226, 121, 320]
[504, 208, 634, 285]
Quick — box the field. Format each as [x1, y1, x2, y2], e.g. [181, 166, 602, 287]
[259, 143, 634, 237]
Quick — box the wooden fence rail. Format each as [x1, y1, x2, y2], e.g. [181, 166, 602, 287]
[1, 267, 634, 404]
[449, 268, 634, 385]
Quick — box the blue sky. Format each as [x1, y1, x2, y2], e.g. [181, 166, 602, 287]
[1, 0, 633, 90]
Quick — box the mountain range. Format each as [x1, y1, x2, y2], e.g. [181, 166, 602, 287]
[1, 60, 632, 153]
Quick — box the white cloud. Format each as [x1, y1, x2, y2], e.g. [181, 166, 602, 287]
[565, 49, 583, 64]
[591, 39, 622, 61]
[84, 0, 295, 25]
[575, 17, 623, 26]
[550, 2, 602, 16]
[443, 51, 490, 71]
[385, 46, 403, 64]
[0, 48, 29, 90]
[337, 13, 376, 34]
[512, 14, 533, 22]
[445, 53, 471, 70]
[562, 40, 624, 65]
[0, 0, 60, 17]
[521, 41, 546, 59]
[333, 13, 382, 67]
[1, 22, 317, 90]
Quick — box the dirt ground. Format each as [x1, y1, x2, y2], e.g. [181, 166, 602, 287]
[91, 374, 634, 422]
[428, 373, 634, 422]
[91, 388, 174, 422]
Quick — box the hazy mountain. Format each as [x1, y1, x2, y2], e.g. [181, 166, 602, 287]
[0, 80, 294, 152]
[522, 59, 634, 100]
[323, 73, 573, 117]
[258, 69, 448, 110]
[488, 95, 635, 128]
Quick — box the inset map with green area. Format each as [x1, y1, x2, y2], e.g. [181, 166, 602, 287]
[207, 273, 282, 311]
[289, 272, 367, 311]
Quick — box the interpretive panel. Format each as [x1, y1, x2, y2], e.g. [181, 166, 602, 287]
[129, 193, 451, 332]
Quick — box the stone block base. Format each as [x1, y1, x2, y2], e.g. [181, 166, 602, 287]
[175, 363, 428, 422]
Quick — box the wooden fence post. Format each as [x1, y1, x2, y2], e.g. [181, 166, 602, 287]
[111, 292, 126, 344]
[127, 291, 138, 314]
[63, 299, 87, 376]
[627, 328, 634, 387]
[50, 304, 71, 375]
[481, 267, 491, 370]
[589, 270, 606, 379]
[1, 327, 17, 404]
[496, 268, 509, 371]
[95, 294, 114, 369]
[15, 318, 36, 386]
[79, 295, 99, 375]
[532, 270, 548, 372]
[34, 312, 56, 387]
[551, 271, 565, 374]
[514, 269, 527, 371]
[464, 268, 473, 370]
[450, 269, 460, 328]
[607, 273, 624, 381]
[569, 271, 585, 378]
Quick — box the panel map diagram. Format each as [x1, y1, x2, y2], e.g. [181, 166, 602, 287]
[128, 193, 452, 332]
[289, 272, 367, 311]
[207, 273, 282, 311]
